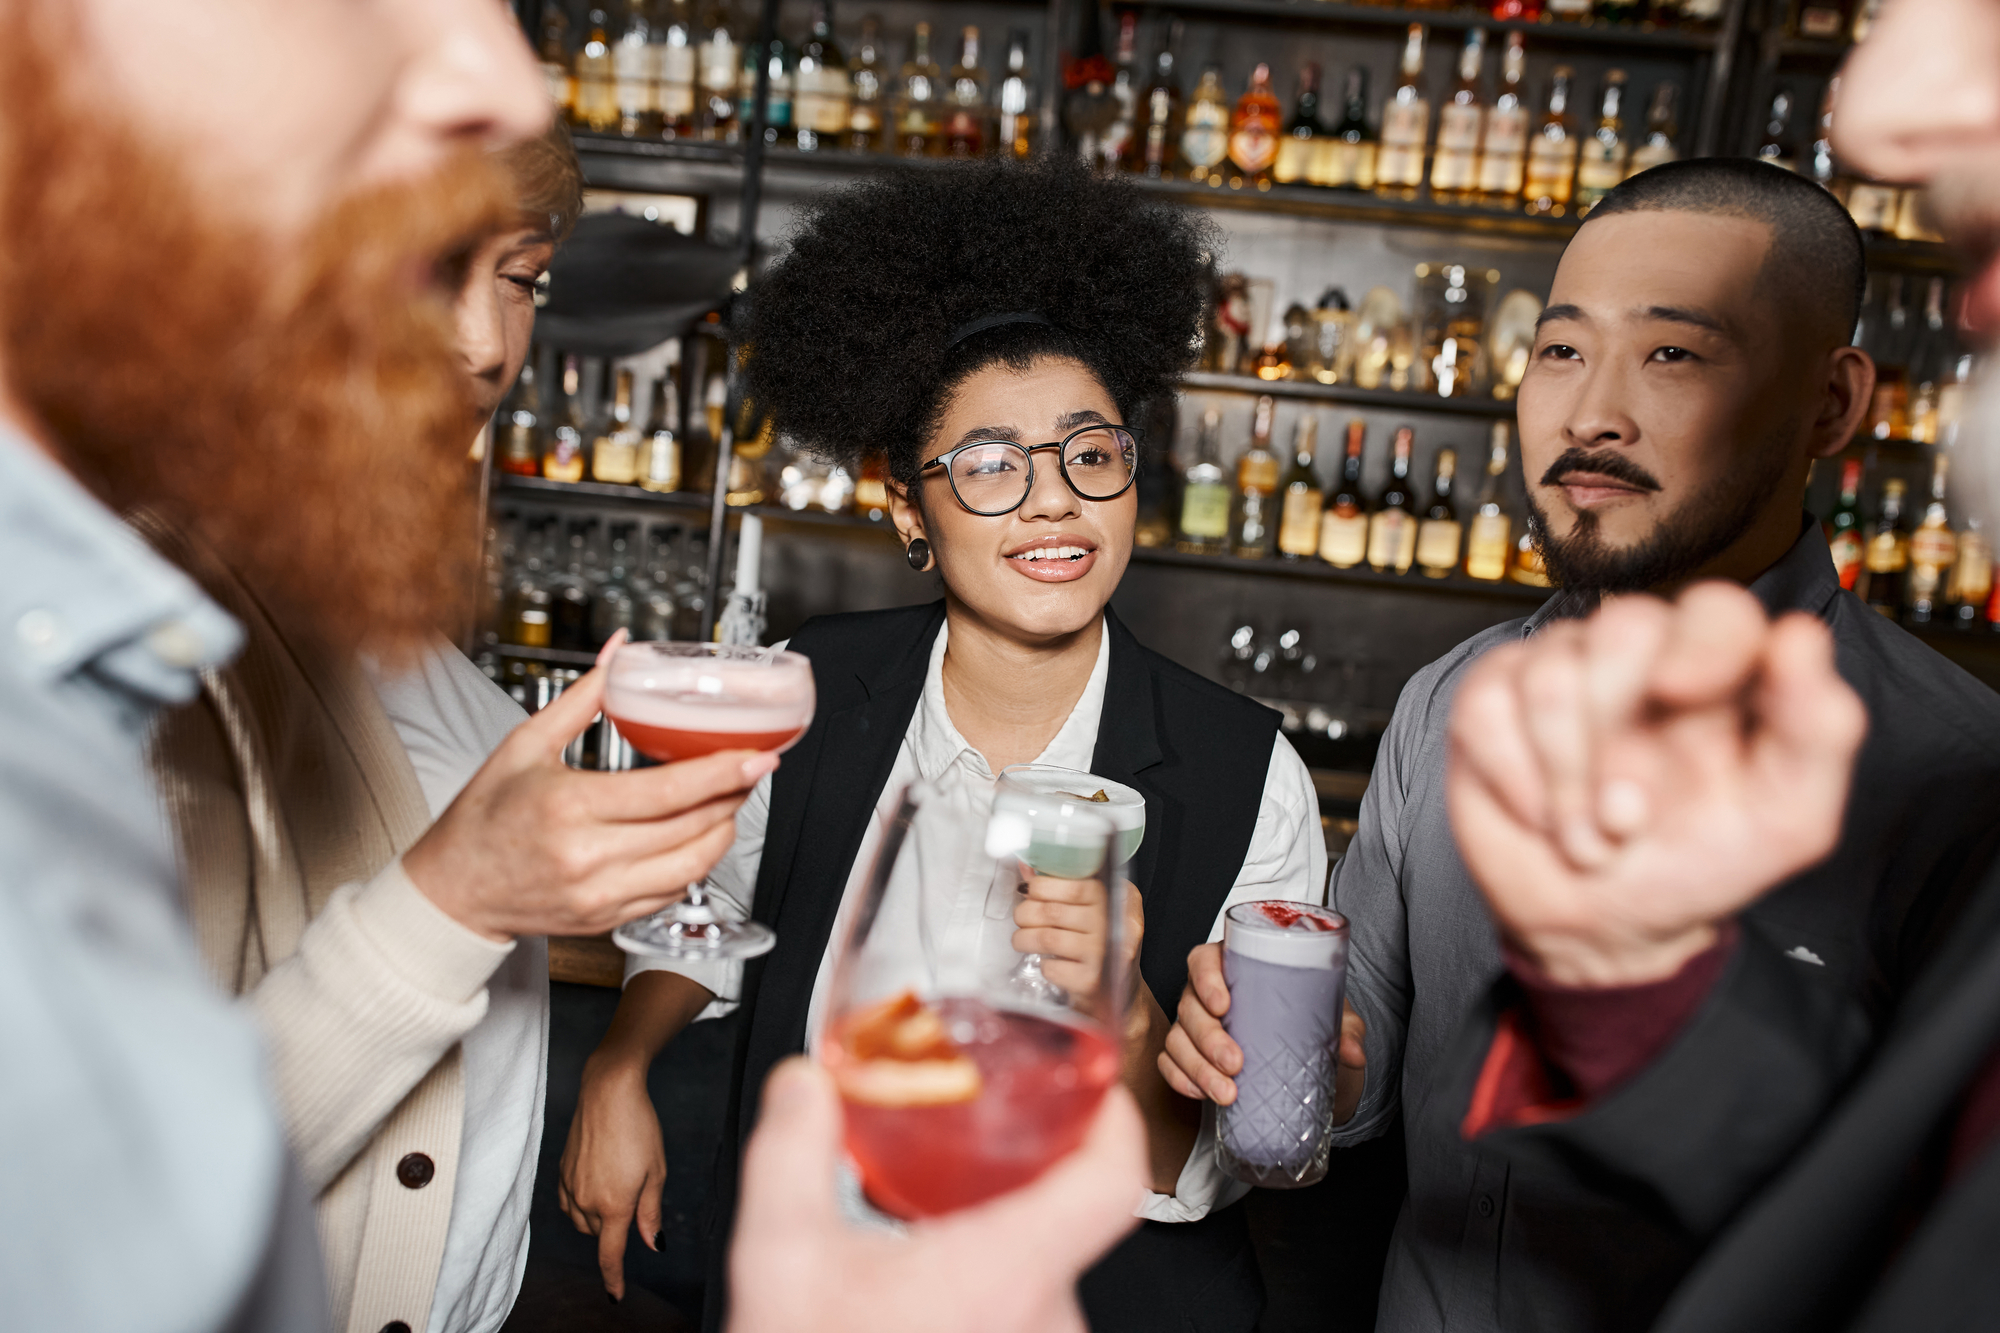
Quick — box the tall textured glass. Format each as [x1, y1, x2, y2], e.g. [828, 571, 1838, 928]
[1214, 901, 1350, 1189]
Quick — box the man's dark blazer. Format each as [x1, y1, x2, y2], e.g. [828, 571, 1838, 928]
[701, 602, 1284, 1333]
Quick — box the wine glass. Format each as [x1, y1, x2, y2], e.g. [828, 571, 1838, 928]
[994, 764, 1147, 1003]
[606, 641, 815, 961]
[818, 780, 1131, 1219]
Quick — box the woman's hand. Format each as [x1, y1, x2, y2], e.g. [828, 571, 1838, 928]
[558, 1055, 668, 1301]
[1013, 874, 1145, 1003]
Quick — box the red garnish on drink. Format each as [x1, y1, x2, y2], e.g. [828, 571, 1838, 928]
[1258, 902, 1337, 931]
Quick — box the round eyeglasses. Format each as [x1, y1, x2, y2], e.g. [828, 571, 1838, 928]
[919, 425, 1140, 517]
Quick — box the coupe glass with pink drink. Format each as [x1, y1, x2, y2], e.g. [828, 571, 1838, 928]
[818, 781, 1130, 1219]
[607, 641, 815, 961]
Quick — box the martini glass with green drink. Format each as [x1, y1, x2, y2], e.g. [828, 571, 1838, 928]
[993, 764, 1146, 1002]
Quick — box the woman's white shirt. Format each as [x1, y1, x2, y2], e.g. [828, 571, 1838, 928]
[364, 644, 547, 1333]
[625, 620, 1325, 1223]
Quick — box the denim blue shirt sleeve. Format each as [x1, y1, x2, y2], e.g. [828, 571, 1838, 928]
[0, 433, 327, 1333]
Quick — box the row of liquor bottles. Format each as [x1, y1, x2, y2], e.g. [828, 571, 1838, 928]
[1826, 454, 1998, 629]
[1168, 396, 1553, 585]
[1854, 276, 1975, 446]
[483, 514, 714, 653]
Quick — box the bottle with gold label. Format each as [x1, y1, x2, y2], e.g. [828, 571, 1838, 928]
[1862, 477, 1911, 616]
[1376, 25, 1430, 195]
[1475, 34, 1527, 204]
[792, 0, 851, 151]
[1277, 415, 1324, 559]
[1311, 66, 1376, 189]
[1510, 528, 1552, 587]
[1181, 65, 1231, 184]
[1907, 454, 1958, 623]
[543, 356, 588, 484]
[1464, 423, 1513, 580]
[1949, 518, 1994, 626]
[1574, 71, 1629, 214]
[1367, 426, 1418, 573]
[640, 367, 682, 493]
[574, 8, 621, 132]
[1233, 396, 1282, 558]
[1228, 63, 1282, 186]
[592, 366, 643, 485]
[846, 16, 885, 152]
[943, 27, 990, 158]
[1626, 81, 1680, 178]
[1274, 64, 1322, 187]
[1135, 25, 1183, 178]
[1415, 448, 1462, 578]
[1318, 419, 1370, 569]
[1524, 67, 1577, 216]
[894, 22, 943, 158]
[1825, 457, 1865, 591]
[1429, 30, 1485, 200]
[497, 359, 545, 478]
[1177, 409, 1231, 555]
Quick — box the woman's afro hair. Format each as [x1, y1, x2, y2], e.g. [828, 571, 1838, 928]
[738, 156, 1216, 485]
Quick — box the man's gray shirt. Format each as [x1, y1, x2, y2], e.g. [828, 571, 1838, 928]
[1330, 521, 2000, 1333]
[0, 432, 327, 1332]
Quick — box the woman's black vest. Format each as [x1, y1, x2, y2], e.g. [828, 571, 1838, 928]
[704, 601, 1282, 1333]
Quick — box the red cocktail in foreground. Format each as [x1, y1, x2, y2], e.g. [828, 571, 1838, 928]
[827, 991, 1119, 1218]
[607, 710, 809, 762]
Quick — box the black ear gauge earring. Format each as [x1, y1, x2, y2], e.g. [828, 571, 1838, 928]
[905, 537, 932, 571]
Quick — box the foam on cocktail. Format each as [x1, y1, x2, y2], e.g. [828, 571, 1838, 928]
[994, 766, 1146, 872]
[604, 690, 812, 735]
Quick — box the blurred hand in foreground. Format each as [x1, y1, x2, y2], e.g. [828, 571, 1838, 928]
[1446, 583, 1868, 987]
[403, 631, 777, 942]
[726, 1057, 1147, 1333]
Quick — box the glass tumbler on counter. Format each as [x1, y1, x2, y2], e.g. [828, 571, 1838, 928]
[819, 781, 1131, 1219]
[1215, 900, 1351, 1190]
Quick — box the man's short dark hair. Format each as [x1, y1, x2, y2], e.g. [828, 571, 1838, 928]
[1585, 158, 1866, 347]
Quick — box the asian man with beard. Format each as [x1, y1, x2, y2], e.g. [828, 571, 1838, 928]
[1161, 158, 2000, 1332]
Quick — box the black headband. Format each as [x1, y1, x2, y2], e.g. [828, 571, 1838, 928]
[945, 311, 1055, 349]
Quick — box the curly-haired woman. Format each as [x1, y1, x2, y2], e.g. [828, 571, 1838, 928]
[559, 159, 1323, 1333]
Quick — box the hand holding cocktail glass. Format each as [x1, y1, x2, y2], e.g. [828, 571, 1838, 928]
[995, 764, 1146, 1005]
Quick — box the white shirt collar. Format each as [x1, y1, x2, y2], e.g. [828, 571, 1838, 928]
[908, 615, 1112, 785]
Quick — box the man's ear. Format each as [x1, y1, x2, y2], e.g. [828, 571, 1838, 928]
[1811, 346, 1876, 459]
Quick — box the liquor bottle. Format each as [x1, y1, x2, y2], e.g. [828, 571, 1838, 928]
[1756, 89, 1796, 173]
[497, 359, 544, 478]
[1825, 457, 1865, 591]
[1949, 518, 1994, 627]
[1429, 30, 1486, 200]
[1907, 453, 1958, 623]
[895, 23, 943, 158]
[942, 27, 990, 159]
[792, 0, 851, 152]
[1375, 25, 1431, 195]
[1176, 408, 1231, 555]
[1463, 422, 1513, 581]
[1547, 0, 1592, 19]
[738, 33, 792, 145]
[1523, 67, 1577, 217]
[1366, 426, 1418, 573]
[1861, 477, 1910, 616]
[640, 367, 683, 492]
[997, 30, 1038, 161]
[1795, 0, 1853, 38]
[1228, 63, 1283, 187]
[1311, 65, 1377, 189]
[1277, 415, 1324, 559]
[1273, 64, 1322, 187]
[1063, 11, 1118, 169]
[544, 355, 588, 483]
[1864, 276, 1913, 440]
[614, 0, 660, 137]
[539, 5, 577, 117]
[506, 523, 556, 647]
[1626, 81, 1680, 178]
[1181, 65, 1231, 184]
[574, 8, 621, 132]
[1101, 11, 1141, 171]
[1510, 528, 1552, 586]
[1136, 24, 1184, 179]
[550, 521, 597, 651]
[1133, 397, 1179, 548]
[655, 0, 697, 138]
[1474, 33, 1527, 204]
[696, 0, 739, 140]
[1233, 396, 1282, 558]
[592, 367, 643, 485]
[1907, 277, 1953, 443]
[1415, 448, 1462, 578]
[1318, 420, 1370, 569]
[847, 16, 885, 153]
[1574, 71, 1629, 214]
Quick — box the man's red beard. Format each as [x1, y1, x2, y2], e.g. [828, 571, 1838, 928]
[0, 29, 514, 657]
